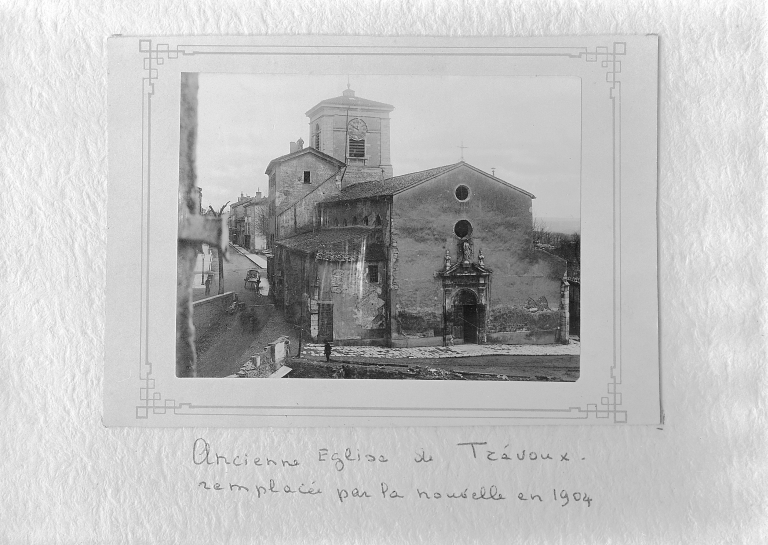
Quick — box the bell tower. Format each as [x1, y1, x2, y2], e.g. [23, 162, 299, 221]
[305, 85, 394, 186]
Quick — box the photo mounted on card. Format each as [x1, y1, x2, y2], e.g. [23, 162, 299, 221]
[105, 36, 659, 426]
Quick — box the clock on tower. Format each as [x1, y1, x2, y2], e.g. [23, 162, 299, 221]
[305, 86, 395, 184]
[347, 118, 367, 159]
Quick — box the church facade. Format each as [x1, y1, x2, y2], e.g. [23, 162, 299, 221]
[266, 88, 570, 347]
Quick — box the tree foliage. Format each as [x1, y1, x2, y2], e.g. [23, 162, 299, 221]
[532, 219, 580, 276]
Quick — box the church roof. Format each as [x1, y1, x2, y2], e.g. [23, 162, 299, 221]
[323, 164, 463, 202]
[322, 162, 537, 203]
[265, 146, 346, 174]
[275, 226, 383, 260]
[305, 88, 394, 117]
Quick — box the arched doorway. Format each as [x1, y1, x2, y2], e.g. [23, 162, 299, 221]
[453, 289, 480, 344]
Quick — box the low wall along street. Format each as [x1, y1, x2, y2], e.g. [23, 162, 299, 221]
[192, 292, 235, 341]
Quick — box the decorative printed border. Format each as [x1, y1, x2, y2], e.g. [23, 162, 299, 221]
[134, 39, 627, 423]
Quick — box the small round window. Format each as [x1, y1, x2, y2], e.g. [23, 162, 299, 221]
[455, 185, 469, 201]
[454, 220, 472, 238]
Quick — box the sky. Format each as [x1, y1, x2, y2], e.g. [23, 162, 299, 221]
[196, 73, 581, 231]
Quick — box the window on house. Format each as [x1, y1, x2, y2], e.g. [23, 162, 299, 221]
[455, 185, 469, 201]
[375, 214, 382, 226]
[368, 264, 379, 283]
[363, 216, 369, 225]
[352, 216, 357, 225]
[343, 219, 348, 227]
[334, 218, 339, 227]
[303, 171, 311, 184]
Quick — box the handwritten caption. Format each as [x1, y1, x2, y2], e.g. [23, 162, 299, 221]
[192, 438, 592, 507]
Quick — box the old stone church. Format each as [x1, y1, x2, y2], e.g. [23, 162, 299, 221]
[266, 87, 570, 347]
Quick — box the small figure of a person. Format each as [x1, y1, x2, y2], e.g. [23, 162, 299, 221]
[324, 340, 332, 362]
[255, 276, 261, 294]
[204, 274, 212, 295]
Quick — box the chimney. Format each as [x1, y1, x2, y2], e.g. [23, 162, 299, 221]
[290, 141, 297, 153]
[255, 191, 262, 199]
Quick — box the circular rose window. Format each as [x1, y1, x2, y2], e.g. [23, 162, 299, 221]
[455, 185, 469, 201]
[454, 220, 472, 238]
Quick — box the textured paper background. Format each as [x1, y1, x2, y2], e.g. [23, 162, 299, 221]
[1, 1, 765, 543]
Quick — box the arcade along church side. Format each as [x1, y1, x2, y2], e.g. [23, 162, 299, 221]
[264, 86, 571, 348]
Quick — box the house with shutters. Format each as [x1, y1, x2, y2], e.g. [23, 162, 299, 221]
[266, 87, 570, 347]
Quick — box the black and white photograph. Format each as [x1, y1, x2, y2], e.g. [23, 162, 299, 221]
[177, 73, 581, 381]
[105, 36, 659, 426]
[7, 2, 765, 541]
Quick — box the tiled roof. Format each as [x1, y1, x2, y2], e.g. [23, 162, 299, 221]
[322, 161, 536, 203]
[275, 227, 377, 257]
[265, 147, 345, 174]
[323, 164, 462, 202]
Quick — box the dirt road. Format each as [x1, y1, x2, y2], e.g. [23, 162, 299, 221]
[291, 354, 579, 381]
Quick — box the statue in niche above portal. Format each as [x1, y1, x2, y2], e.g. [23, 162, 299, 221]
[461, 239, 472, 263]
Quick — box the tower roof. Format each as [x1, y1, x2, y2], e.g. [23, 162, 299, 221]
[305, 87, 394, 118]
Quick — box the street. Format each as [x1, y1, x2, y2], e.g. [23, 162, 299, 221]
[292, 354, 579, 381]
[193, 247, 269, 302]
[192, 248, 579, 380]
[194, 247, 301, 378]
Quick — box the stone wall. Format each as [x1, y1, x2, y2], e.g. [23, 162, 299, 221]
[273, 154, 342, 238]
[390, 164, 566, 344]
[326, 113, 383, 166]
[276, 242, 388, 344]
[274, 249, 314, 322]
[192, 292, 235, 343]
[487, 305, 560, 333]
[341, 166, 390, 187]
[316, 253, 387, 343]
[276, 169, 344, 239]
[319, 197, 390, 230]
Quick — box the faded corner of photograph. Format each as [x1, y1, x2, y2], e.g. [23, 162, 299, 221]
[176, 72, 580, 381]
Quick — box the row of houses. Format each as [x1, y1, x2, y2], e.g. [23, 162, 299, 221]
[227, 192, 268, 252]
